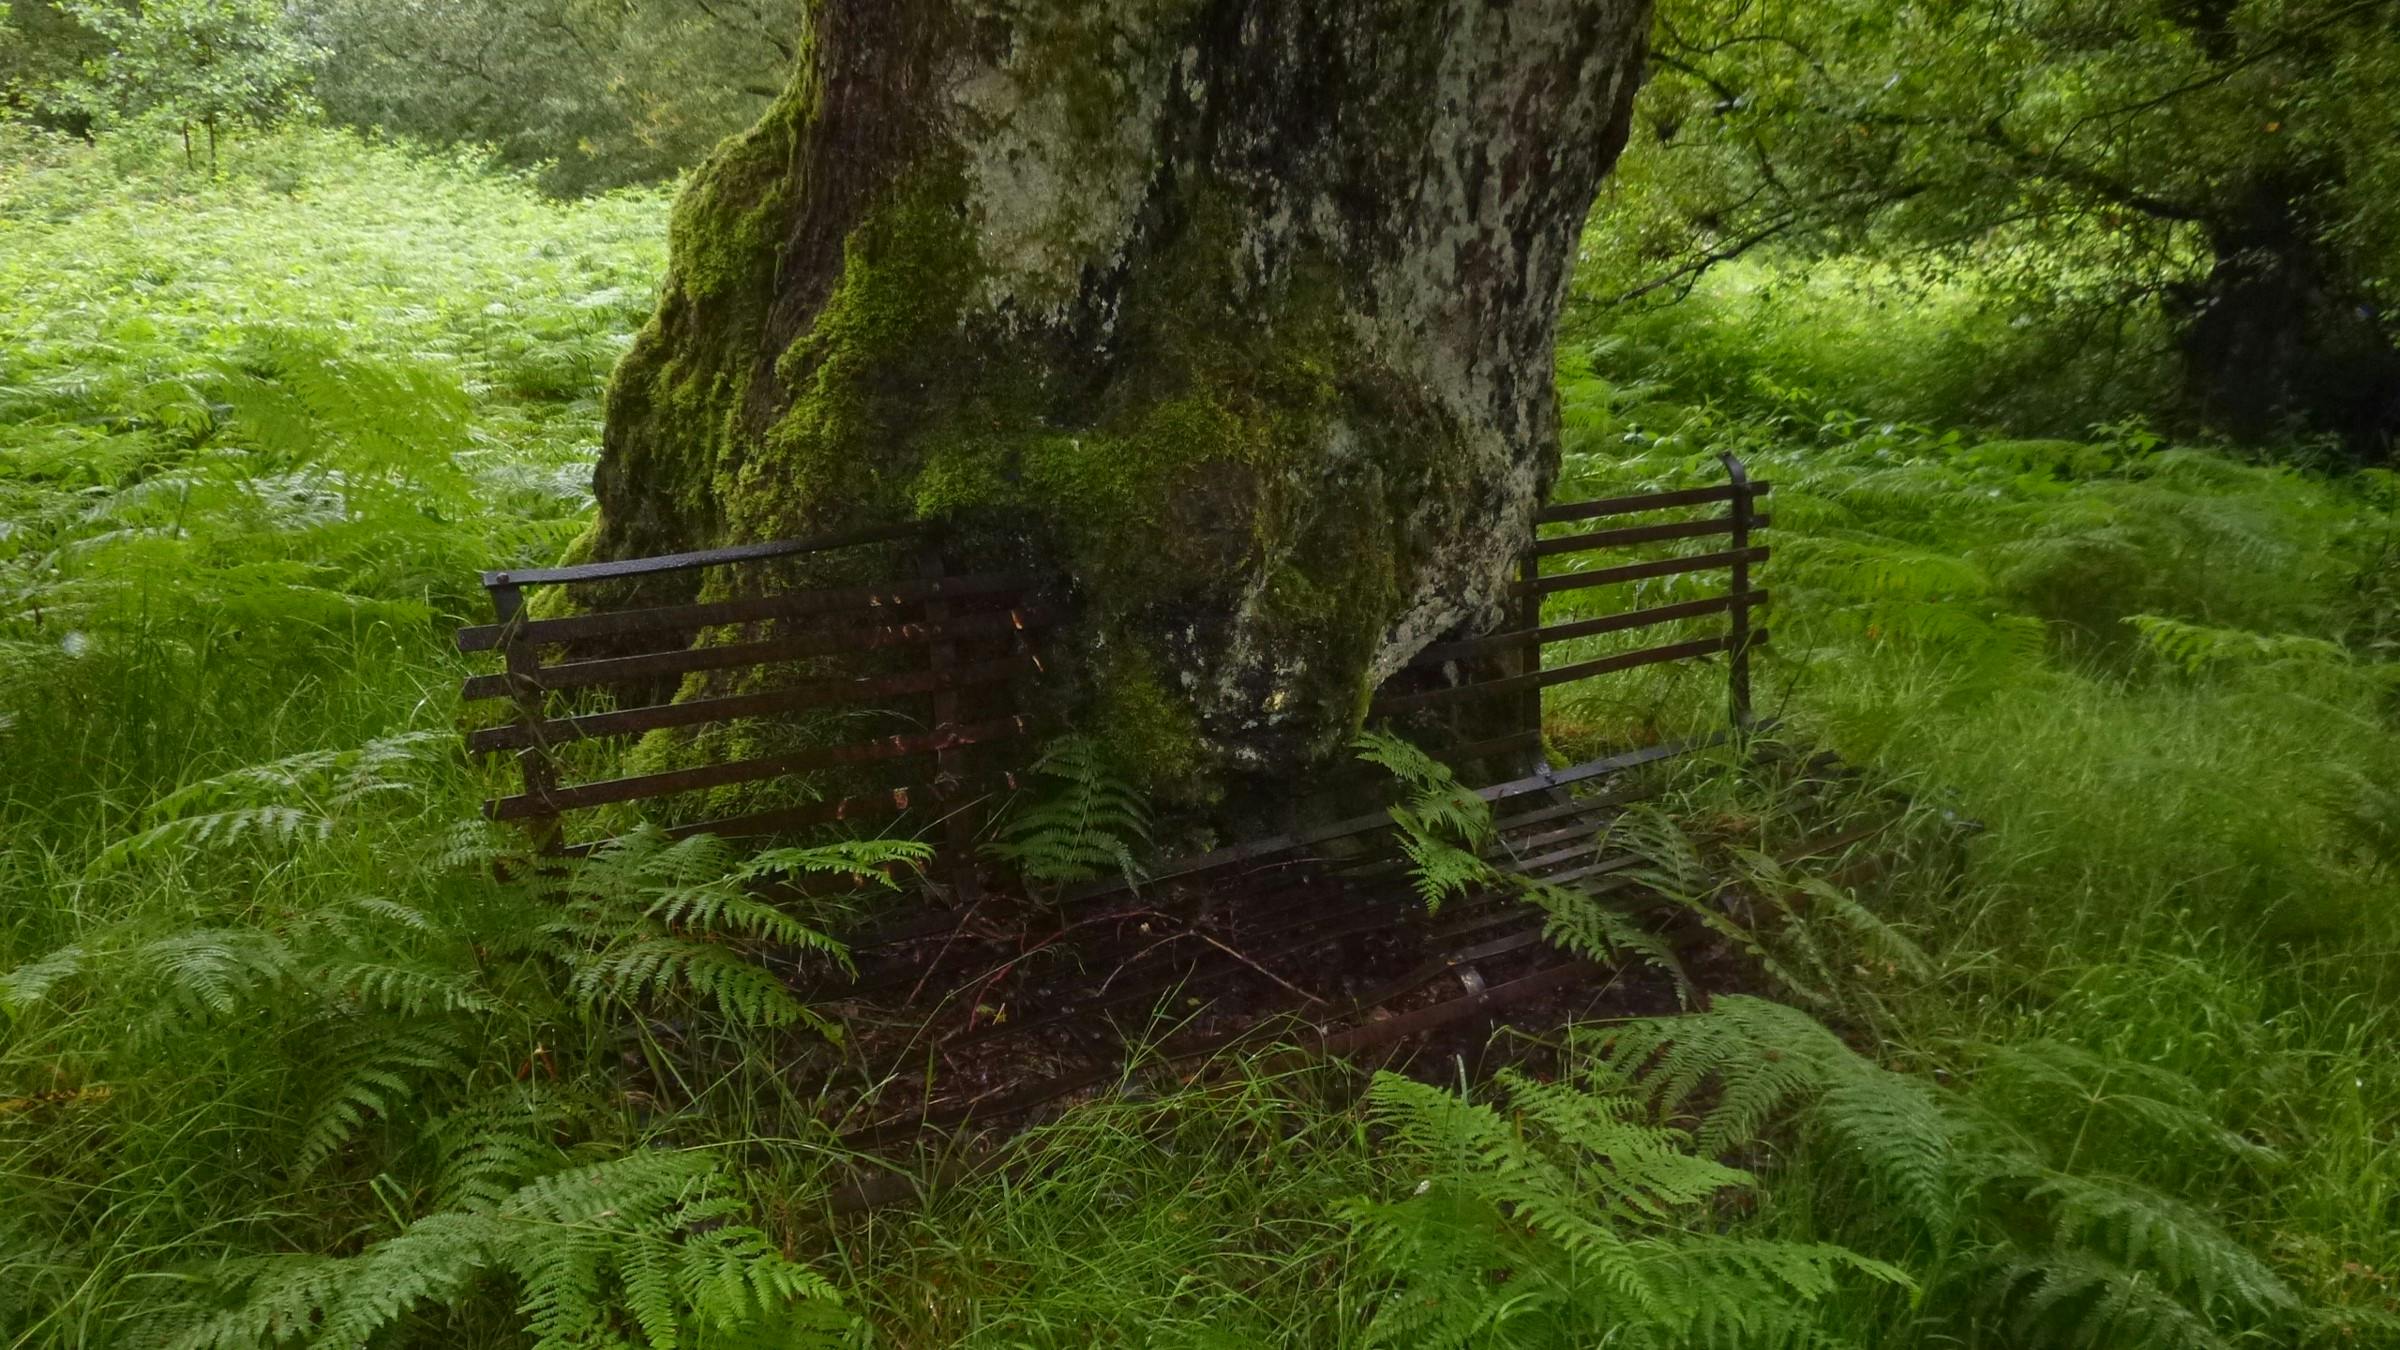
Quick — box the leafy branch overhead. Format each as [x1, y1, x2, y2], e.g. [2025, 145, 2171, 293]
[1594, 0, 2400, 453]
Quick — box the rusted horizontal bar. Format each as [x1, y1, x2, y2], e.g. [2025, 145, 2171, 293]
[1442, 925, 1552, 967]
[1376, 869, 1636, 953]
[488, 716, 1031, 821]
[1374, 632, 1764, 715]
[587, 775, 1014, 858]
[1413, 592, 1766, 667]
[662, 773, 1008, 845]
[1490, 781, 1660, 835]
[1532, 512, 1772, 558]
[457, 572, 1033, 653]
[481, 522, 926, 590]
[555, 790, 901, 859]
[1528, 853, 1648, 890]
[1320, 729, 1546, 796]
[1503, 838, 1618, 876]
[1537, 481, 1772, 525]
[1517, 547, 1770, 600]
[1415, 894, 1552, 947]
[461, 606, 1053, 702]
[467, 654, 1035, 753]
[1317, 958, 1599, 1056]
[1068, 735, 1724, 902]
[1435, 730, 1545, 766]
[1506, 818, 1613, 858]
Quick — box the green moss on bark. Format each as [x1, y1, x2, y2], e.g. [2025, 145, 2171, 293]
[597, 87, 816, 562]
[591, 16, 1526, 798]
[1085, 646, 1208, 792]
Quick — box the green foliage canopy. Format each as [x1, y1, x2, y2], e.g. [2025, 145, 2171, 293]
[1590, 0, 2400, 454]
[43, 0, 316, 164]
[298, 0, 801, 192]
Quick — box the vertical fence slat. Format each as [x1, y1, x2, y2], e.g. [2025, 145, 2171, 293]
[917, 546, 983, 905]
[1718, 453, 1757, 729]
[1517, 534, 1544, 757]
[490, 579, 565, 854]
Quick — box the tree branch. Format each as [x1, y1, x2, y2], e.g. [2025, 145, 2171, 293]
[1600, 210, 1804, 306]
[2047, 0, 2396, 163]
[686, 0, 795, 63]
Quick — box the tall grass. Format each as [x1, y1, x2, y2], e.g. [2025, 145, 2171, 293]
[0, 124, 662, 842]
[1536, 282, 2400, 1339]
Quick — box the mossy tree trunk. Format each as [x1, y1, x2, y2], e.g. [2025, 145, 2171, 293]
[591, 0, 1653, 799]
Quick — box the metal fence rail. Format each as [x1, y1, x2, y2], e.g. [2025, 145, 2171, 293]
[455, 458, 1775, 1143]
[456, 523, 1048, 893]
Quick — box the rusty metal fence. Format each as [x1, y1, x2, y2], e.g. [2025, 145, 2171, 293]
[455, 456, 1773, 1140]
[459, 457, 1770, 867]
[455, 523, 1052, 897]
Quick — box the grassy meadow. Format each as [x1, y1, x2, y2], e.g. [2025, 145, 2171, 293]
[2, 128, 2395, 1347]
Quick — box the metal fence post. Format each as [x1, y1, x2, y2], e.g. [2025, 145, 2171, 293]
[917, 544, 983, 906]
[1717, 453, 1756, 730]
[489, 577, 565, 854]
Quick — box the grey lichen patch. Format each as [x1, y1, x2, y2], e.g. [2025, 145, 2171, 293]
[945, 12, 1174, 327]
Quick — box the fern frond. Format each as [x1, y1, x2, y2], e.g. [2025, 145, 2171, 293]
[2126, 613, 2352, 675]
[1600, 805, 1710, 899]
[0, 944, 86, 1015]
[739, 838, 934, 891]
[135, 928, 295, 1015]
[1595, 996, 1958, 1229]
[1521, 880, 1686, 999]
[1346, 1063, 1903, 1347]
[1389, 816, 1495, 912]
[419, 1088, 575, 1214]
[2027, 1170, 2297, 1314]
[1351, 729, 1453, 789]
[167, 1150, 844, 1350]
[1973, 1039, 2268, 1162]
[494, 1151, 843, 1349]
[140, 730, 447, 822]
[1355, 732, 1504, 913]
[93, 805, 333, 872]
[93, 731, 447, 871]
[296, 1021, 473, 1176]
[162, 1256, 349, 1350]
[1818, 1055, 1958, 1232]
[1977, 1248, 2235, 1350]
[314, 958, 495, 1016]
[983, 736, 1153, 887]
[310, 1211, 500, 1350]
[559, 930, 826, 1035]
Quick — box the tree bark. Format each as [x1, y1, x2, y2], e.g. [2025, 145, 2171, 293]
[589, 0, 1653, 796]
[2173, 174, 2400, 460]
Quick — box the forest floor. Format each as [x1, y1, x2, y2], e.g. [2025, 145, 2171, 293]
[3, 128, 2396, 1347]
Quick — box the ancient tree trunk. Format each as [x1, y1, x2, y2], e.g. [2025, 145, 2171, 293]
[590, 0, 1653, 796]
[2174, 176, 2400, 459]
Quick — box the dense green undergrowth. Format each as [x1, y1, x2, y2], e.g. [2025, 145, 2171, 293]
[4, 130, 2396, 1347]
